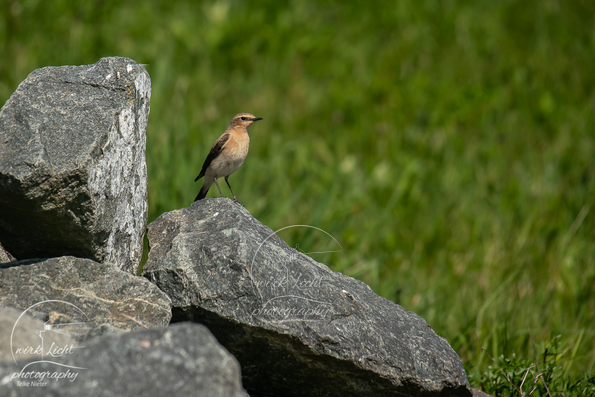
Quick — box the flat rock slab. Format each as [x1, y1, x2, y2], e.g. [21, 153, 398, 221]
[142, 198, 471, 397]
[0, 322, 247, 397]
[0, 57, 150, 273]
[0, 256, 171, 341]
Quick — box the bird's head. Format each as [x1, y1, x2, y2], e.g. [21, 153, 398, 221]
[230, 113, 263, 129]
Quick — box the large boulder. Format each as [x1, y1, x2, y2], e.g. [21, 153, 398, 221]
[0, 57, 150, 273]
[0, 322, 247, 397]
[0, 256, 171, 341]
[142, 198, 471, 397]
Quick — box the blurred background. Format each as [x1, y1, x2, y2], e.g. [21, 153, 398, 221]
[2, 0, 594, 391]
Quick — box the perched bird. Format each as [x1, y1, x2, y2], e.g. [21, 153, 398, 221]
[194, 113, 262, 203]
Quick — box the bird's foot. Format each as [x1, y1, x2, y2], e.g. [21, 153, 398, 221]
[233, 198, 244, 207]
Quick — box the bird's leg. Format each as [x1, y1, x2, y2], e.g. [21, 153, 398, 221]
[225, 176, 243, 205]
[224, 176, 237, 200]
[213, 178, 224, 197]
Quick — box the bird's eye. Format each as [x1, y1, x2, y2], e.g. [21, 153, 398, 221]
[241, 116, 246, 121]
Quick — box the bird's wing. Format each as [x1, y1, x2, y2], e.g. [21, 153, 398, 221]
[195, 133, 230, 181]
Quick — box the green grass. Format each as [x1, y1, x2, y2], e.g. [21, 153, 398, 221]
[2, 0, 594, 392]
[471, 335, 595, 396]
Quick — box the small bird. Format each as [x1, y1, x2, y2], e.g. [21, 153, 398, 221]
[194, 113, 263, 203]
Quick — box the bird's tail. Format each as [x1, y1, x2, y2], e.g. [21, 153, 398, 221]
[194, 185, 209, 202]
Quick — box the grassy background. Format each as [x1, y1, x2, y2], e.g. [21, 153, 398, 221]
[2, 0, 594, 390]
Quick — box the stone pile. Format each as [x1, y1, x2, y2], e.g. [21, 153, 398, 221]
[0, 58, 490, 397]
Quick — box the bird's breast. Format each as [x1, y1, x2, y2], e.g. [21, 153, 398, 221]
[226, 132, 249, 162]
[210, 132, 249, 178]
[233, 132, 250, 158]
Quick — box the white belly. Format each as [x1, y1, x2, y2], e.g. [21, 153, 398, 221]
[210, 155, 245, 178]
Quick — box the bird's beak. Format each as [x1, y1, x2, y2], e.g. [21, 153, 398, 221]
[254, 117, 263, 121]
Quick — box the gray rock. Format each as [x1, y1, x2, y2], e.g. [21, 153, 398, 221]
[0, 242, 15, 264]
[0, 57, 150, 273]
[470, 389, 494, 397]
[0, 322, 247, 397]
[142, 198, 472, 397]
[0, 256, 171, 341]
[0, 307, 77, 362]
